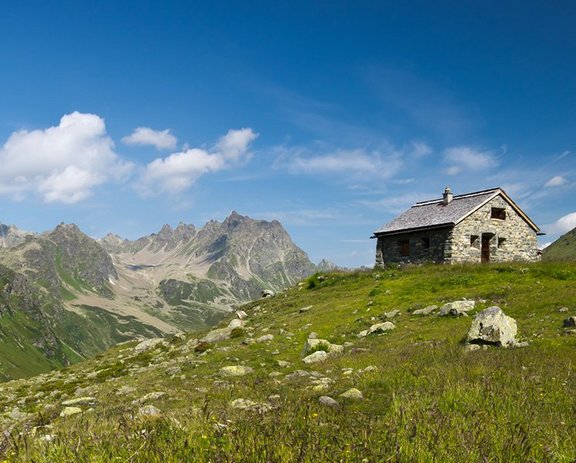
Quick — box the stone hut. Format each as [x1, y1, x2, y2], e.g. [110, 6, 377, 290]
[373, 187, 542, 266]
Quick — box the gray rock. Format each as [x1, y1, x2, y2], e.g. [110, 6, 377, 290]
[563, 316, 576, 328]
[384, 309, 400, 319]
[439, 300, 475, 316]
[138, 405, 162, 417]
[318, 395, 340, 408]
[412, 305, 437, 316]
[235, 310, 248, 319]
[60, 406, 83, 417]
[256, 334, 274, 343]
[358, 321, 396, 337]
[219, 365, 254, 377]
[302, 338, 343, 356]
[134, 338, 164, 354]
[299, 306, 312, 313]
[303, 351, 329, 364]
[467, 306, 517, 347]
[230, 398, 272, 412]
[133, 391, 167, 404]
[558, 307, 569, 313]
[339, 388, 364, 400]
[261, 289, 275, 298]
[61, 396, 96, 406]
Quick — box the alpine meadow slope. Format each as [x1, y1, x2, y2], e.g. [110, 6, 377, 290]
[0, 262, 575, 461]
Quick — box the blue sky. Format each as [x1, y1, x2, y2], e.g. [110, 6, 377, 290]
[0, 1, 575, 267]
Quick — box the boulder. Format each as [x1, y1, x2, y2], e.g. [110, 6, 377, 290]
[439, 300, 475, 316]
[133, 338, 164, 354]
[467, 306, 517, 347]
[563, 316, 576, 328]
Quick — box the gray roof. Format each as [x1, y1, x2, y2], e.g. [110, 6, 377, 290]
[373, 188, 540, 236]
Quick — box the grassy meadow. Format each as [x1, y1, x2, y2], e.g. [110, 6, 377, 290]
[0, 261, 575, 462]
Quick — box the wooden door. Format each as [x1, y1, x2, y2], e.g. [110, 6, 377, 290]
[481, 235, 491, 263]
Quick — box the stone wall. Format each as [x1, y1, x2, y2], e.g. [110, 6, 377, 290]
[449, 195, 539, 263]
[375, 228, 451, 266]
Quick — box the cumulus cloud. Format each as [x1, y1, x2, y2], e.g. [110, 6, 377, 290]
[0, 112, 132, 203]
[137, 128, 258, 195]
[544, 175, 567, 187]
[443, 146, 498, 175]
[122, 127, 178, 150]
[279, 147, 403, 180]
[546, 212, 576, 235]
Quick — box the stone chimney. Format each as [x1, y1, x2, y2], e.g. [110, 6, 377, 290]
[442, 187, 453, 205]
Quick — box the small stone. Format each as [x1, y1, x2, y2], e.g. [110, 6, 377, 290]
[558, 307, 569, 313]
[256, 334, 274, 343]
[308, 332, 318, 339]
[563, 316, 576, 328]
[61, 396, 96, 406]
[236, 310, 248, 319]
[277, 360, 292, 368]
[132, 391, 167, 404]
[384, 310, 400, 319]
[138, 405, 162, 417]
[299, 306, 312, 313]
[318, 395, 340, 408]
[303, 351, 328, 364]
[412, 305, 437, 316]
[439, 300, 475, 316]
[60, 406, 83, 417]
[261, 289, 275, 298]
[340, 388, 363, 400]
[133, 338, 164, 354]
[219, 365, 254, 377]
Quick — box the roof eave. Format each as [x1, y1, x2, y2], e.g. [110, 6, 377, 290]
[372, 222, 454, 238]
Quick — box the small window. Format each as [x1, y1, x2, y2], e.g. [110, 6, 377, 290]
[421, 237, 430, 249]
[491, 207, 506, 220]
[498, 237, 506, 248]
[470, 235, 479, 247]
[399, 240, 410, 257]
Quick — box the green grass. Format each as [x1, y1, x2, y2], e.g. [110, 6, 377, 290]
[1, 261, 576, 461]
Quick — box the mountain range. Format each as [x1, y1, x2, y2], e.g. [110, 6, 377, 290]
[0, 212, 317, 380]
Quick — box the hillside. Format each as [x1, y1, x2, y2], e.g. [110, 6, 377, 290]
[543, 226, 576, 261]
[0, 262, 575, 461]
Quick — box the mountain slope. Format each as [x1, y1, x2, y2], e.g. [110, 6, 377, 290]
[0, 213, 316, 379]
[542, 226, 576, 260]
[0, 262, 574, 461]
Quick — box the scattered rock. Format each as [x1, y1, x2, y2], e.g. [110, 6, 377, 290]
[134, 338, 164, 354]
[439, 300, 475, 316]
[261, 290, 275, 298]
[318, 395, 339, 408]
[61, 397, 96, 407]
[256, 334, 274, 343]
[60, 406, 83, 417]
[277, 360, 292, 368]
[219, 365, 254, 377]
[201, 320, 245, 343]
[563, 316, 576, 328]
[303, 351, 329, 364]
[165, 366, 182, 376]
[138, 405, 162, 417]
[558, 307, 569, 313]
[360, 365, 378, 374]
[235, 310, 248, 320]
[302, 338, 343, 356]
[308, 332, 318, 339]
[299, 306, 312, 313]
[340, 388, 364, 400]
[412, 305, 437, 316]
[230, 398, 272, 413]
[133, 391, 167, 404]
[358, 322, 396, 337]
[384, 310, 400, 319]
[467, 306, 517, 347]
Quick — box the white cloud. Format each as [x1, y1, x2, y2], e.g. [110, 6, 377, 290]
[546, 212, 576, 235]
[0, 112, 132, 203]
[544, 175, 567, 187]
[279, 148, 403, 180]
[122, 127, 178, 150]
[443, 146, 498, 175]
[137, 128, 258, 195]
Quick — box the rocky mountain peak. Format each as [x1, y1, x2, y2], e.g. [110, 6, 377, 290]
[0, 223, 34, 248]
